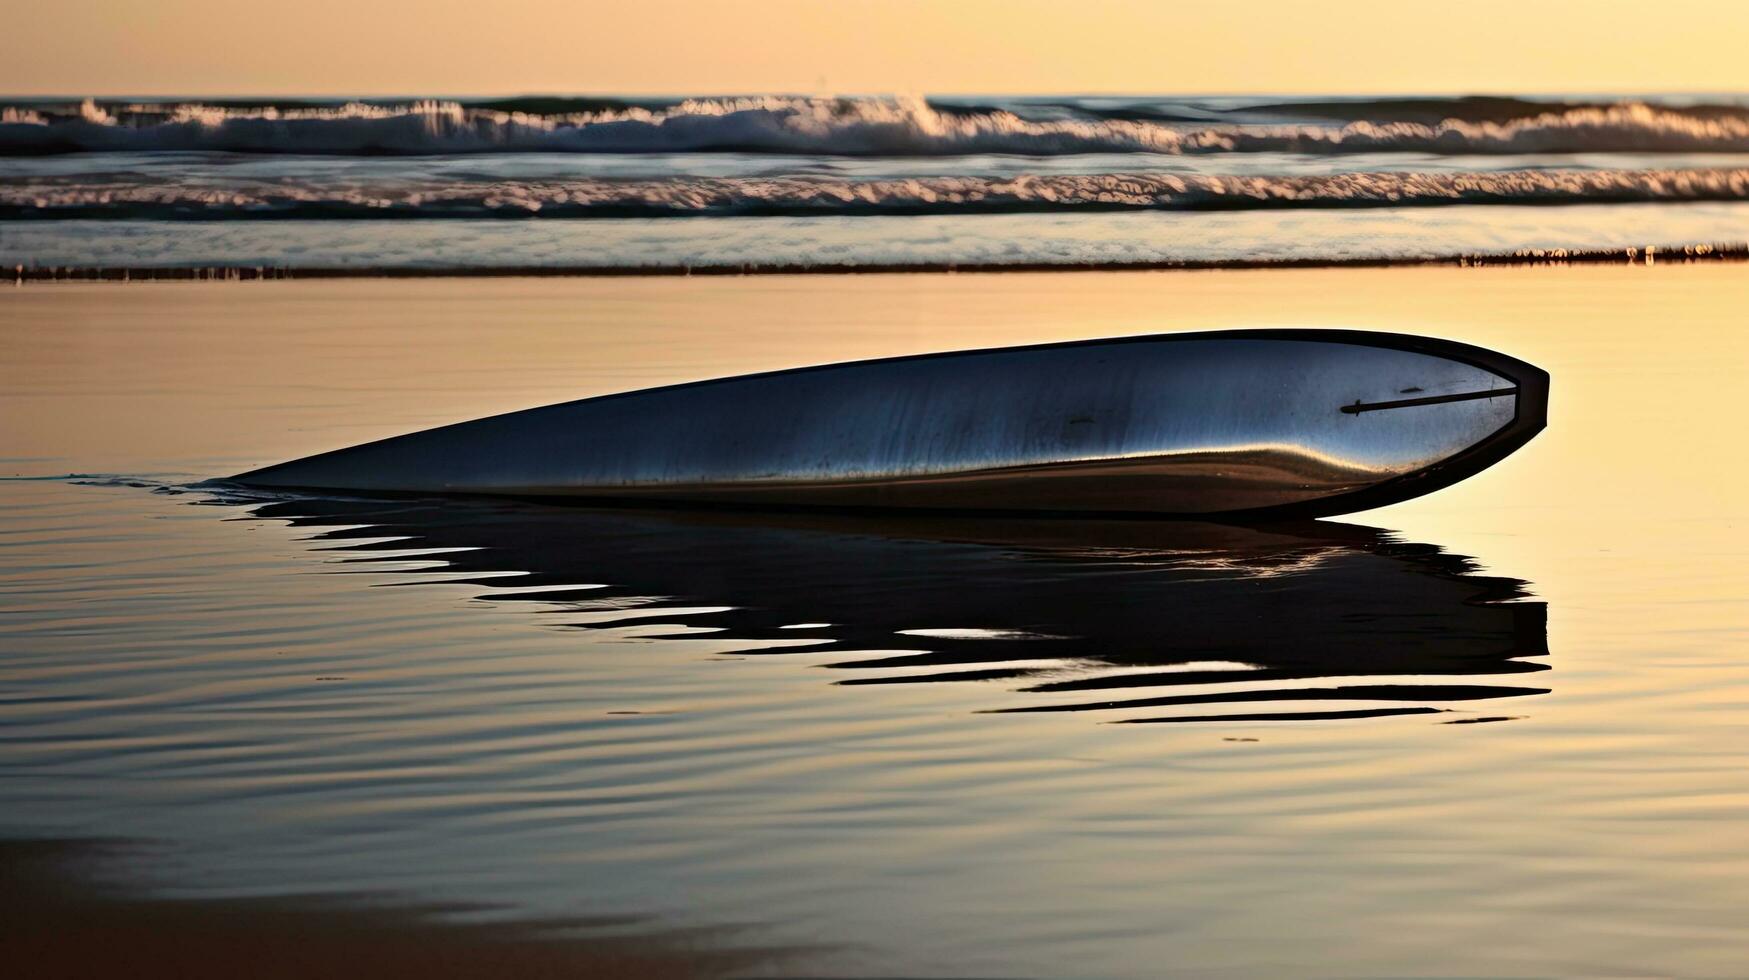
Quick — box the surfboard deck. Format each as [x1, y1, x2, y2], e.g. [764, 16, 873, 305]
[233, 329, 1548, 520]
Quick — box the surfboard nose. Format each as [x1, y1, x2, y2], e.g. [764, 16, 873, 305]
[1340, 346, 1546, 442]
[1321, 344, 1547, 516]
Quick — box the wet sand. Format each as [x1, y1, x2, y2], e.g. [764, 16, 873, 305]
[0, 839, 805, 978]
[3, 265, 1748, 976]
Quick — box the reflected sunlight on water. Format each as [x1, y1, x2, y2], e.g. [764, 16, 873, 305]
[1, 267, 1746, 976]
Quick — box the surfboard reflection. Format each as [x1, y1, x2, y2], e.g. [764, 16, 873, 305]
[237, 494, 1549, 725]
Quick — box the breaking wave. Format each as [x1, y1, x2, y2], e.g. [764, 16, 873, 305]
[8, 168, 1747, 219]
[5, 96, 1749, 156]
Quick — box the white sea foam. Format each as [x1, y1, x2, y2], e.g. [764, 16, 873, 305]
[8, 167, 1746, 218]
[5, 97, 1749, 156]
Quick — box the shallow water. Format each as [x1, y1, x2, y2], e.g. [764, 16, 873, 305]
[10, 203, 1749, 274]
[2, 268, 1747, 976]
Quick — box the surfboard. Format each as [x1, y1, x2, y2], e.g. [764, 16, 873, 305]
[233, 329, 1548, 519]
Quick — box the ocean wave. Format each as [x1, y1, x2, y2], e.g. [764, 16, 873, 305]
[7, 168, 1746, 219]
[4, 96, 1749, 156]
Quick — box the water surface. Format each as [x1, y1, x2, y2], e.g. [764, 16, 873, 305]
[2, 268, 1746, 976]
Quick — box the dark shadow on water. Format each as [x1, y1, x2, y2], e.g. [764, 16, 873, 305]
[230, 493, 1549, 725]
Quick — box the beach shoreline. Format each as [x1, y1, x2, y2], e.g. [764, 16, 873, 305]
[9, 239, 1746, 283]
[3, 262, 1747, 977]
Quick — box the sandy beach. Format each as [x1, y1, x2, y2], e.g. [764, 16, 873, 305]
[3, 264, 1747, 975]
[9, 4, 1749, 974]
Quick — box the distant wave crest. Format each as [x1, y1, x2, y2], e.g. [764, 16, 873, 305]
[7, 168, 1747, 218]
[5, 96, 1749, 156]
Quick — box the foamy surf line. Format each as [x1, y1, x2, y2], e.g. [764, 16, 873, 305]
[8, 168, 1748, 219]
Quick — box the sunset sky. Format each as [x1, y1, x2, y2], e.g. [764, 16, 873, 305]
[5, 0, 1748, 96]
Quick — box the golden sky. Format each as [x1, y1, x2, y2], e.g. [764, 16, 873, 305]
[4, 0, 1746, 96]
